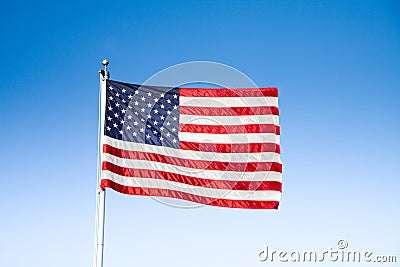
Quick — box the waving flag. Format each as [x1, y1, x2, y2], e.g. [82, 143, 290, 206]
[101, 80, 282, 209]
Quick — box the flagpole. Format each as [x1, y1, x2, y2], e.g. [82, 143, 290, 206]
[94, 59, 109, 267]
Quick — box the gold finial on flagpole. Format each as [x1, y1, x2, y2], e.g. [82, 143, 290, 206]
[102, 58, 109, 67]
[99, 58, 110, 80]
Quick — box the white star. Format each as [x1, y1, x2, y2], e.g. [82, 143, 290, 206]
[107, 116, 112, 121]
[132, 132, 137, 136]
[146, 134, 151, 139]
[134, 111, 139, 116]
[172, 127, 176, 132]
[127, 115, 132, 120]
[128, 95, 133, 99]
[113, 123, 118, 128]
[160, 104, 165, 109]
[154, 109, 158, 114]
[167, 99, 171, 104]
[154, 120, 158, 125]
[106, 126, 111, 131]
[140, 108, 145, 113]
[153, 130, 157, 134]
[173, 138, 177, 143]
[133, 121, 138, 126]
[109, 86, 113, 90]
[122, 89, 126, 93]
[114, 113, 119, 118]
[147, 124, 151, 128]
[173, 105, 177, 110]
[147, 114, 152, 119]
[140, 118, 145, 122]
[126, 126, 131, 131]
[119, 130, 123, 135]
[147, 92, 152, 96]
[160, 126, 164, 131]
[121, 109, 126, 114]
[135, 90, 139, 94]
[160, 93, 164, 98]
[120, 120, 125, 124]
[115, 102, 120, 107]
[141, 96, 146, 101]
[154, 98, 159, 102]
[173, 116, 177, 121]
[173, 94, 177, 99]
[166, 132, 171, 137]
[109, 96, 113, 100]
[134, 101, 139, 106]
[122, 99, 126, 103]
[128, 105, 133, 109]
[140, 128, 145, 132]
[167, 110, 171, 115]
[160, 136, 164, 141]
[108, 106, 113, 111]
[147, 103, 152, 108]
[166, 121, 171, 126]
[116, 93, 120, 97]
[160, 115, 165, 120]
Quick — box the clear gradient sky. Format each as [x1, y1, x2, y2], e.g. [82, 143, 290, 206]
[1, 1, 399, 266]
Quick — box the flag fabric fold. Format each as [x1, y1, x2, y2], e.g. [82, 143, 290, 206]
[100, 80, 282, 209]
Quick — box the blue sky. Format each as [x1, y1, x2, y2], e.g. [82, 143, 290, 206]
[0, 1, 399, 266]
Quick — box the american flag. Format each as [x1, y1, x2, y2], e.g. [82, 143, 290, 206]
[101, 80, 282, 209]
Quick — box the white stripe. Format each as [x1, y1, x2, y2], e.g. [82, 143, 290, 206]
[179, 132, 279, 144]
[103, 153, 282, 181]
[102, 171, 282, 201]
[104, 136, 281, 163]
[180, 97, 278, 107]
[180, 114, 279, 125]
[102, 153, 282, 182]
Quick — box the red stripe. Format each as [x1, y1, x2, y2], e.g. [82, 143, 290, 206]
[102, 162, 282, 191]
[180, 88, 278, 97]
[179, 124, 280, 134]
[180, 106, 279, 116]
[101, 179, 280, 209]
[104, 144, 282, 172]
[180, 141, 280, 153]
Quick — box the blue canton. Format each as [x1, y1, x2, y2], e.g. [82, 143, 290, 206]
[104, 80, 180, 148]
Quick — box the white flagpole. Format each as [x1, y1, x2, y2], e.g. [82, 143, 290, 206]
[94, 59, 109, 267]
